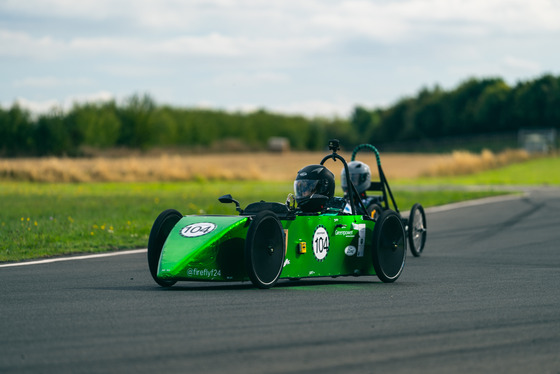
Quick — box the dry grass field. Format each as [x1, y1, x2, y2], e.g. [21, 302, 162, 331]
[0, 149, 531, 183]
[0, 152, 439, 182]
[421, 149, 530, 177]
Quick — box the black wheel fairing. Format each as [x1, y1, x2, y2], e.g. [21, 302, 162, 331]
[244, 210, 285, 289]
[148, 209, 182, 287]
[372, 209, 406, 283]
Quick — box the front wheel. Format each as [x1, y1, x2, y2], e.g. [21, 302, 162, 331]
[408, 203, 427, 257]
[372, 209, 406, 283]
[148, 209, 183, 287]
[244, 210, 285, 289]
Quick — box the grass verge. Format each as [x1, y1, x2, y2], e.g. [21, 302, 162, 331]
[0, 180, 510, 262]
[407, 155, 560, 186]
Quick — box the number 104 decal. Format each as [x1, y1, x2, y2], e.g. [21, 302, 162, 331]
[180, 222, 217, 238]
[313, 225, 329, 261]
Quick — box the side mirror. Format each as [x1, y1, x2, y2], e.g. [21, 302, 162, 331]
[218, 194, 234, 204]
[218, 194, 243, 213]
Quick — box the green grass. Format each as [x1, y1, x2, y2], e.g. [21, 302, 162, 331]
[408, 155, 560, 186]
[0, 181, 287, 262]
[0, 179, 512, 262]
[4, 155, 557, 262]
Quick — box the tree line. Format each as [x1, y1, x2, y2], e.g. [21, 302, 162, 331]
[0, 95, 350, 156]
[1, 74, 559, 157]
[351, 73, 560, 145]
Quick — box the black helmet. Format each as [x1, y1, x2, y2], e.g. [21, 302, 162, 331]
[294, 164, 335, 212]
[341, 160, 371, 194]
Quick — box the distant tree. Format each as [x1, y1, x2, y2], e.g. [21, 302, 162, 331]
[443, 77, 501, 136]
[69, 101, 121, 149]
[35, 108, 75, 156]
[399, 86, 445, 140]
[305, 121, 326, 151]
[510, 74, 560, 129]
[472, 79, 510, 132]
[350, 106, 372, 136]
[148, 107, 179, 146]
[0, 104, 34, 156]
[375, 98, 412, 143]
[117, 94, 156, 149]
[323, 117, 354, 148]
[2, 74, 560, 157]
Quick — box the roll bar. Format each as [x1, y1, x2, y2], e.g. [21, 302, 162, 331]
[320, 139, 369, 217]
[351, 143, 399, 214]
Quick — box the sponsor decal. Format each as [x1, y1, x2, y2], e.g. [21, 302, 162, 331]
[344, 245, 357, 256]
[335, 221, 355, 237]
[187, 268, 222, 278]
[335, 229, 355, 237]
[180, 222, 217, 238]
[313, 225, 329, 261]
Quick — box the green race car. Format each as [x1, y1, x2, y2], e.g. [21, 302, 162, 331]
[147, 140, 427, 289]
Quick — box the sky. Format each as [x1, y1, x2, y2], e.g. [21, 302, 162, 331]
[1, 0, 560, 118]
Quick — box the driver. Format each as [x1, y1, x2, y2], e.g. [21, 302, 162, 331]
[341, 160, 383, 215]
[341, 160, 371, 198]
[293, 164, 335, 212]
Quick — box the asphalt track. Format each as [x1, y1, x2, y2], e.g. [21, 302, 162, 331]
[1, 187, 559, 374]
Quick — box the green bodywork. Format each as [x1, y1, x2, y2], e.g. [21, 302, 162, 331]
[157, 213, 376, 282]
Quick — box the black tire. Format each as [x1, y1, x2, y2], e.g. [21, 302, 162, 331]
[408, 203, 427, 257]
[372, 209, 406, 283]
[366, 203, 382, 221]
[244, 210, 285, 289]
[148, 209, 182, 287]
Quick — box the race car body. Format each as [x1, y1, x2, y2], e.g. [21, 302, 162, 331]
[148, 140, 421, 289]
[156, 211, 378, 283]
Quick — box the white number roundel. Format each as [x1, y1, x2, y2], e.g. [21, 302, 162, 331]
[313, 226, 329, 261]
[180, 222, 216, 238]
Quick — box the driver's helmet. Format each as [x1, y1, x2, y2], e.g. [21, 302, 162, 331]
[294, 164, 335, 212]
[341, 161, 371, 194]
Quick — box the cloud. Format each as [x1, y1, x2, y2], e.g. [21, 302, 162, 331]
[5, 91, 116, 114]
[310, 0, 560, 42]
[0, 29, 331, 62]
[3, 1, 559, 60]
[266, 98, 356, 118]
[503, 56, 541, 72]
[13, 76, 93, 88]
[98, 65, 169, 78]
[4, 1, 560, 42]
[2, 0, 560, 117]
[5, 97, 62, 114]
[0, 30, 63, 59]
[212, 72, 291, 87]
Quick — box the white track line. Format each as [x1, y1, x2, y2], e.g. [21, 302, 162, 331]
[425, 192, 526, 214]
[0, 248, 147, 268]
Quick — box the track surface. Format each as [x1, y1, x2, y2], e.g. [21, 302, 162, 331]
[1, 188, 560, 373]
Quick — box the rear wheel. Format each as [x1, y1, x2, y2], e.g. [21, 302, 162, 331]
[245, 210, 285, 289]
[408, 203, 427, 257]
[372, 209, 406, 283]
[148, 209, 182, 287]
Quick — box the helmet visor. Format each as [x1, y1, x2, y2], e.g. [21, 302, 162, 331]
[350, 173, 367, 187]
[294, 179, 319, 200]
